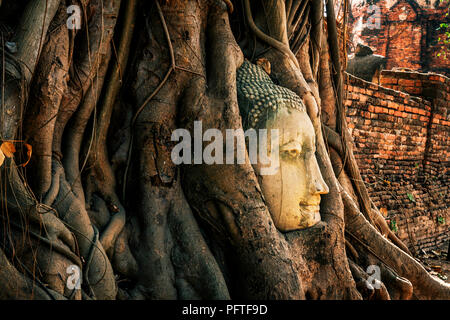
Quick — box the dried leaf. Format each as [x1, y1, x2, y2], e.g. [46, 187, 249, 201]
[431, 265, 442, 273]
[0, 141, 16, 158]
[256, 58, 271, 75]
[20, 143, 32, 167]
[380, 207, 388, 217]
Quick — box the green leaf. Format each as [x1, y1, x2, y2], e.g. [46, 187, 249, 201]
[437, 216, 446, 225]
[389, 220, 398, 233]
[407, 193, 416, 202]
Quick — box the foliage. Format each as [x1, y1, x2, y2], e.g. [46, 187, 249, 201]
[407, 192, 416, 203]
[389, 219, 398, 233]
[436, 0, 450, 59]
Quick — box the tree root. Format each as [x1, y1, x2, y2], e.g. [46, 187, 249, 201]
[63, 51, 112, 203]
[53, 160, 117, 299]
[342, 188, 450, 299]
[52, 0, 121, 156]
[23, 4, 69, 198]
[324, 124, 412, 256]
[244, 0, 299, 68]
[349, 237, 413, 300]
[85, 0, 137, 256]
[0, 248, 67, 300]
[1, 0, 447, 301]
[43, 164, 63, 205]
[2, 160, 81, 298]
[348, 259, 390, 300]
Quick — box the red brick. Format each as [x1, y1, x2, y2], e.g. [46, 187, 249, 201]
[398, 79, 415, 87]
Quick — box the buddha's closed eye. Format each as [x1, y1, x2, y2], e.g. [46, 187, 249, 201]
[280, 141, 302, 158]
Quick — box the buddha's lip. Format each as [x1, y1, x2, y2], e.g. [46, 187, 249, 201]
[299, 201, 320, 207]
[299, 204, 320, 209]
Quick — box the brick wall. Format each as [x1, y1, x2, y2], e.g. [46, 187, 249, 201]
[345, 72, 449, 252]
[380, 70, 450, 177]
[349, 0, 450, 76]
[385, 1, 422, 70]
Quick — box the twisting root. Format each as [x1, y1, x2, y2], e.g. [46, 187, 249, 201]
[88, 0, 137, 254]
[324, 124, 412, 256]
[342, 187, 450, 299]
[222, 0, 234, 13]
[348, 259, 390, 300]
[208, 0, 234, 13]
[43, 164, 63, 206]
[243, 0, 300, 68]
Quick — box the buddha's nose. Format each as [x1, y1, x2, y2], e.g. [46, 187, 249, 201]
[309, 158, 329, 195]
[313, 177, 329, 195]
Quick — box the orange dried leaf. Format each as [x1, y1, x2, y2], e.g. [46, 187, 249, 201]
[0, 141, 16, 158]
[380, 207, 388, 217]
[21, 143, 32, 167]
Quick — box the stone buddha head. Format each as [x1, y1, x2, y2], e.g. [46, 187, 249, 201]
[237, 60, 329, 231]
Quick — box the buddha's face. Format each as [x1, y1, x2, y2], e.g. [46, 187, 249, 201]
[252, 108, 329, 231]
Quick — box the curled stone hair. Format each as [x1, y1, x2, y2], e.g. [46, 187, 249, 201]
[236, 60, 306, 129]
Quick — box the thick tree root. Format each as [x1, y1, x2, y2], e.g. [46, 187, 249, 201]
[0, 248, 67, 300]
[2, 161, 81, 298]
[1, 0, 447, 301]
[23, 4, 69, 198]
[53, 160, 117, 299]
[348, 259, 390, 300]
[342, 189, 450, 299]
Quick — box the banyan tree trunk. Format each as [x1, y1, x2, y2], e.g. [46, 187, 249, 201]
[0, 0, 448, 300]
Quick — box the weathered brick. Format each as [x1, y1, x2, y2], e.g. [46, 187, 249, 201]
[344, 71, 449, 252]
